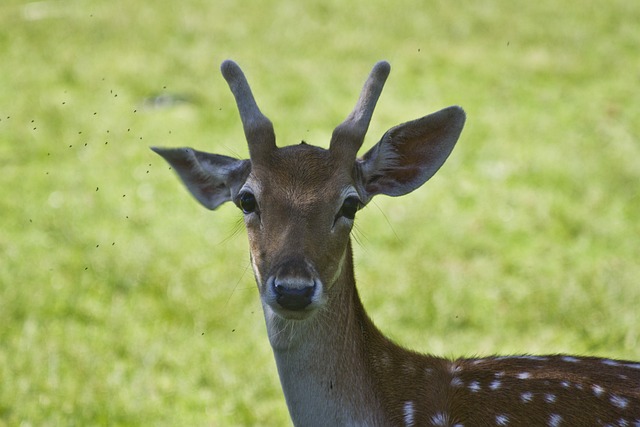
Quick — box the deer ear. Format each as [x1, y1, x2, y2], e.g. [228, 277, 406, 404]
[357, 106, 465, 201]
[151, 147, 251, 210]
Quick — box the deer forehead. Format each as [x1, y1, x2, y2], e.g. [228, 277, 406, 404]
[248, 144, 356, 207]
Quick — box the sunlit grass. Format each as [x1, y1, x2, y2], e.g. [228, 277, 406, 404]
[1, 0, 639, 424]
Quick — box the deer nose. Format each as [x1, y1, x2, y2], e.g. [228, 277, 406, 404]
[272, 279, 316, 311]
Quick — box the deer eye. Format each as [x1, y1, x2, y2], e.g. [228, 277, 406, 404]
[337, 196, 361, 220]
[238, 191, 257, 214]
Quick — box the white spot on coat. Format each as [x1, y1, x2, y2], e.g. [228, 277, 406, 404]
[516, 372, 531, 379]
[548, 414, 562, 427]
[611, 394, 629, 409]
[450, 377, 464, 388]
[592, 384, 605, 397]
[403, 401, 415, 426]
[496, 414, 509, 426]
[468, 381, 481, 392]
[490, 380, 502, 391]
[521, 392, 533, 403]
[449, 363, 462, 375]
[520, 355, 549, 361]
[430, 412, 450, 426]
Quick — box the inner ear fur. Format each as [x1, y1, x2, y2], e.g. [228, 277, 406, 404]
[152, 146, 250, 210]
[357, 106, 465, 201]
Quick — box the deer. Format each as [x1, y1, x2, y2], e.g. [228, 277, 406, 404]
[152, 60, 640, 426]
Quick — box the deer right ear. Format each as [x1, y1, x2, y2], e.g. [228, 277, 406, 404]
[152, 147, 251, 210]
[357, 106, 465, 202]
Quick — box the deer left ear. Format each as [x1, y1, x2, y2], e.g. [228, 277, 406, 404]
[152, 147, 251, 210]
[357, 106, 465, 201]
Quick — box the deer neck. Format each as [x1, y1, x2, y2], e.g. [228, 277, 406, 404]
[261, 240, 389, 425]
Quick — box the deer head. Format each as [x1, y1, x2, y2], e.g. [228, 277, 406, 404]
[152, 61, 465, 323]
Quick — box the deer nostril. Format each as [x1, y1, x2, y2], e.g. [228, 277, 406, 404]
[272, 281, 316, 311]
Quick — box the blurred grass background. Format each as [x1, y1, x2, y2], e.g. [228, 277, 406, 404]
[1, 0, 639, 425]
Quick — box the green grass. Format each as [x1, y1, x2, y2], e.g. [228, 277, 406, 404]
[1, 0, 639, 424]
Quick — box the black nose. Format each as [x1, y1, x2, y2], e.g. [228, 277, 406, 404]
[272, 281, 316, 311]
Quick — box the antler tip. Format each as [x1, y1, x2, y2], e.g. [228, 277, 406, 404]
[220, 59, 241, 82]
[373, 60, 391, 77]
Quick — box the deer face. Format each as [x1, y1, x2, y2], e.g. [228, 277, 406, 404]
[236, 144, 359, 319]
